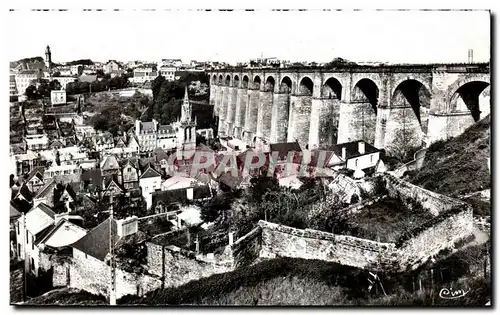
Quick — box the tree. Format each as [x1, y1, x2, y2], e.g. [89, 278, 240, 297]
[49, 79, 62, 91]
[25, 85, 38, 99]
[95, 69, 105, 78]
[386, 109, 422, 163]
[151, 75, 166, 102]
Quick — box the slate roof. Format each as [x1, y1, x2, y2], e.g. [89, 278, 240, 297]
[158, 125, 175, 135]
[25, 203, 56, 236]
[269, 142, 302, 160]
[25, 166, 45, 183]
[10, 202, 21, 219]
[103, 175, 125, 193]
[35, 218, 87, 246]
[120, 157, 140, 170]
[139, 121, 156, 134]
[139, 165, 162, 179]
[71, 217, 119, 261]
[153, 147, 170, 162]
[16, 184, 34, 202]
[100, 155, 120, 171]
[34, 178, 57, 199]
[328, 140, 380, 160]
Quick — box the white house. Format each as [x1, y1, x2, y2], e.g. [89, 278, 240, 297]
[139, 165, 162, 209]
[50, 90, 66, 105]
[25, 134, 49, 151]
[330, 140, 381, 173]
[15, 203, 54, 275]
[158, 67, 177, 81]
[16, 205, 86, 277]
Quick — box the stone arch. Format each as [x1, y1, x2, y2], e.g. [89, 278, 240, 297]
[448, 80, 490, 122]
[280, 76, 293, 93]
[211, 74, 217, 85]
[298, 76, 314, 96]
[264, 76, 275, 92]
[218, 75, 223, 85]
[391, 79, 431, 131]
[323, 77, 342, 100]
[242, 75, 249, 89]
[391, 76, 432, 100]
[224, 74, 231, 86]
[233, 75, 240, 88]
[352, 78, 379, 113]
[252, 75, 262, 90]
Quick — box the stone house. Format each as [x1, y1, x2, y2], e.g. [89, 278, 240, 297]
[120, 158, 140, 190]
[100, 155, 121, 182]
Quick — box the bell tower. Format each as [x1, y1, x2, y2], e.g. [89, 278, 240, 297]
[175, 86, 197, 160]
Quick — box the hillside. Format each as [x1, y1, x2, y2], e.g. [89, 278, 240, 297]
[408, 115, 490, 199]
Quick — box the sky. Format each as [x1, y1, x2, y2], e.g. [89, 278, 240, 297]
[5, 9, 491, 65]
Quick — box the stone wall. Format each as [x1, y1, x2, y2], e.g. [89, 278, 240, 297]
[69, 248, 162, 299]
[258, 221, 397, 272]
[383, 174, 462, 216]
[231, 226, 262, 268]
[146, 243, 234, 289]
[397, 206, 473, 272]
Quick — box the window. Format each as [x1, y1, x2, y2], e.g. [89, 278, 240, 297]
[370, 155, 373, 163]
[355, 159, 358, 167]
[31, 258, 34, 271]
[127, 167, 132, 172]
[32, 236, 34, 250]
[26, 231, 28, 244]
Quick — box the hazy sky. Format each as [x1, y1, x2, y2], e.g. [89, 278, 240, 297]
[5, 9, 490, 64]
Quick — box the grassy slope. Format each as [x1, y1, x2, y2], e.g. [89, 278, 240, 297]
[409, 115, 490, 199]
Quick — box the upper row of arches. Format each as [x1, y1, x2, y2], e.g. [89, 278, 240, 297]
[212, 73, 490, 119]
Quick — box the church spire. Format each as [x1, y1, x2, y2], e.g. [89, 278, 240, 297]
[181, 85, 191, 124]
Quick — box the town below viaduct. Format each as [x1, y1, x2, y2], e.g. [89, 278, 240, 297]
[208, 63, 490, 152]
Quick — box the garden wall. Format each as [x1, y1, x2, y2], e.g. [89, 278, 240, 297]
[383, 174, 463, 216]
[68, 248, 161, 299]
[257, 220, 398, 272]
[396, 205, 473, 271]
[231, 226, 262, 268]
[146, 243, 234, 289]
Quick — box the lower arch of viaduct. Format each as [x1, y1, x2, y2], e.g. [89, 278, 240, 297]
[209, 65, 490, 152]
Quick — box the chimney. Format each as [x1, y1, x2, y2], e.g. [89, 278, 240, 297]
[228, 232, 234, 246]
[341, 147, 346, 160]
[358, 141, 365, 155]
[116, 216, 138, 237]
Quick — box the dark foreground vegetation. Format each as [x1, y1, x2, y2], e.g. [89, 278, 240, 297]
[117, 242, 490, 306]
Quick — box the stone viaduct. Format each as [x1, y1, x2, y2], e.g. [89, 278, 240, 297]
[208, 63, 490, 152]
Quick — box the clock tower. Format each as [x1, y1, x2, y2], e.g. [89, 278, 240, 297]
[175, 86, 197, 160]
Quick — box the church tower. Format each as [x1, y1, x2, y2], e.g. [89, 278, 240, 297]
[45, 45, 52, 70]
[175, 86, 197, 160]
